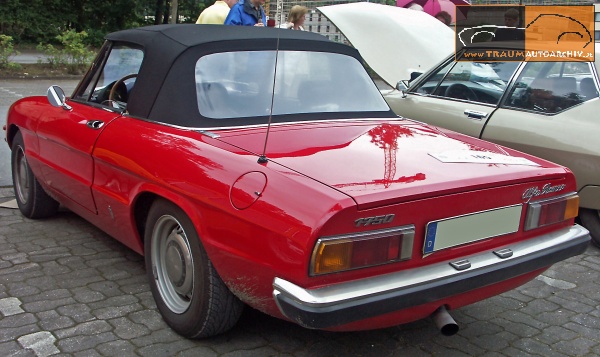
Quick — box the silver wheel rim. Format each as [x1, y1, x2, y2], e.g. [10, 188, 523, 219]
[14, 146, 30, 205]
[151, 215, 194, 314]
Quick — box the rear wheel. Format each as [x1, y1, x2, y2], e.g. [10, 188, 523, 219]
[11, 131, 59, 218]
[579, 209, 600, 247]
[144, 199, 243, 338]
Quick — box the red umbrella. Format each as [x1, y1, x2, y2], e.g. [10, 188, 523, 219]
[397, 0, 470, 24]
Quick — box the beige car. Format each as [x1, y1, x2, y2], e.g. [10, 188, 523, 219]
[320, 2, 600, 245]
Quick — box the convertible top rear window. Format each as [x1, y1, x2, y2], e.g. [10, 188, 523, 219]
[195, 51, 389, 119]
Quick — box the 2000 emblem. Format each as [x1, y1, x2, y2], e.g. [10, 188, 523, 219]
[354, 214, 395, 227]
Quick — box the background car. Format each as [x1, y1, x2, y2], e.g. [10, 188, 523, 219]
[4, 24, 589, 338]
[320, 2, 600, 246]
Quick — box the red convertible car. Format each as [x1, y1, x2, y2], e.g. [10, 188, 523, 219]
[4, 25, 590, 338]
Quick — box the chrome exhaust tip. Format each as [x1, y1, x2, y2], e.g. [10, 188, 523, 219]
[432, 305, 459, 336]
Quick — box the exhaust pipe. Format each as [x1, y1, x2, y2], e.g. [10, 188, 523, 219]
[432, 306, 459, 336]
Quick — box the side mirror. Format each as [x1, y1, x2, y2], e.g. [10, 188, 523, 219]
[47, 85, 72, 111]
[396, 81, 408, 98]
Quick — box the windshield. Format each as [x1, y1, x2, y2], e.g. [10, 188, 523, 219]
[195, 50, 389, 119]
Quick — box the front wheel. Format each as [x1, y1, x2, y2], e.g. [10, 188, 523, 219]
[144, 199, 243, 338]
[11, 131, 59, 218]
[579, 209, 600, 247]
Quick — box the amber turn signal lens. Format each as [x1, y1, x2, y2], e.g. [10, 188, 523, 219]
[311, 226, 414, 276]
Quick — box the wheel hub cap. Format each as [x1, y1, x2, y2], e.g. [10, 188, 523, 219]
[151, 215, 194, 314]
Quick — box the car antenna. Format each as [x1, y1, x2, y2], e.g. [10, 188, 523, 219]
[258, 0, 284, 164]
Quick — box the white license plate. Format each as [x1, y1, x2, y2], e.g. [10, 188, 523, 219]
[423, 204, 523, 254]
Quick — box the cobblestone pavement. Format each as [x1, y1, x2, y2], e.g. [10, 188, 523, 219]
[0, 186, 599, 357]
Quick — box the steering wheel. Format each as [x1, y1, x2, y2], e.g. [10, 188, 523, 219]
[108, 73, 138, 103]
[445, 83, 478, 101]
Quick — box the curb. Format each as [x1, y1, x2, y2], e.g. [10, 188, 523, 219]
[0, 75, 83, 80]
[0, 186, 14, 200]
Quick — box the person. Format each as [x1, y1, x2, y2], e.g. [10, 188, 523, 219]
[196, 0, 238, 25]
[492, 8, 524, 41]
[224, 0, 266, 26]
[435, 11, 452, 26]
[405, 2, 424, 11]
[278, 5, 308, 30]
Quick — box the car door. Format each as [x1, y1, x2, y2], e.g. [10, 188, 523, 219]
[480, 60, 600, 196]
[35, 43, 143, 213]
[387, 58, 520, 139]
[36, 103, 120, 213]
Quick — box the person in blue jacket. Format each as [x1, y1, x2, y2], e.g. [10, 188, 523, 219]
[224, 0, 266, 26]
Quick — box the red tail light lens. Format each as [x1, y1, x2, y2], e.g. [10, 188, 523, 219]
[311, 226, 414, 276]
[525, 194, 579, 231]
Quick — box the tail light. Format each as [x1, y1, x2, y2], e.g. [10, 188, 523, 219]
[524, 194, 579, 231]
[310, 226, 414, 276]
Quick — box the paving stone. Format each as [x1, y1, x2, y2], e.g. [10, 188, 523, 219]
[56, 303, 95, 323]
[22, 297, 76, 314]
[109, 316, 151, 339]
[458, 320, 503, 338]
[93, 303, 143, 320]
[0, 296, 24, 316]
[563, 321, 600, 341]
[39, 261, 72, 275]
[129, 310, 166, 331]
[0, 312, 37, 328]
[221, 346, 281, 357]
[56, 332, 117, 353]
[177, 346, 219, 356]
[73, 350, 102, 357]
[55, 320, 113, 339]
[552, 337, 597, 356]
[130, 329, 182, 347]
[0, 340, 35, 357]
[22, 288, 72, 303]
[570, 313, 600, 330]
[0, 324, 39, 343]
[96, 339, 138, 356]
[502, 310, 549, 330]
[70, 287, 106, 304]
[492, 318, 541, 338]
[136, 340, 197, 357]
[38, 315, 76, 331]
[547, 294, 596, 314]
[512, 337, 571, 357]
[535, 325, 578, 345]
[17, 331, 59, 357]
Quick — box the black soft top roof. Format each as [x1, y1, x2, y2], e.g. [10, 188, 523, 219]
[106, 23, 336, 50]
[101, 24, 380, 125]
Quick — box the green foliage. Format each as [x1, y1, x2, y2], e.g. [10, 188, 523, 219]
[37, 30, 95, 74]
[1, 0, 212, 45]
[0, 34, 20, 69]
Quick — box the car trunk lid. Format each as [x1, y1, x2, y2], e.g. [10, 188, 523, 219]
[210, 119, 567, 210]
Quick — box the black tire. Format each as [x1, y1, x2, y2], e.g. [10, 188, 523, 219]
[11, 131, 59, 218]
[144, 199, 243, 338]
[579, 209, 600, 247]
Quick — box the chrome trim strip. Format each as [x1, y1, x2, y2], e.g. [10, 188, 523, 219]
[130, 117, 400, 132]
[274, 224, 588, 309]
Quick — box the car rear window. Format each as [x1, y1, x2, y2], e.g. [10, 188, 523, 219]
[194, 50, 389, 119]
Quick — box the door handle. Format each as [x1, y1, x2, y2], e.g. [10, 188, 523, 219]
[86, 120, 104, 130]
[463, 110, 488, 120]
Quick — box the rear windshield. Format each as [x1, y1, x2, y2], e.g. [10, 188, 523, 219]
[195, 50, 389, 119]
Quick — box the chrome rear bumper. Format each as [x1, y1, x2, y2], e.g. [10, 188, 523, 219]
[273, 224, 590, 329]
